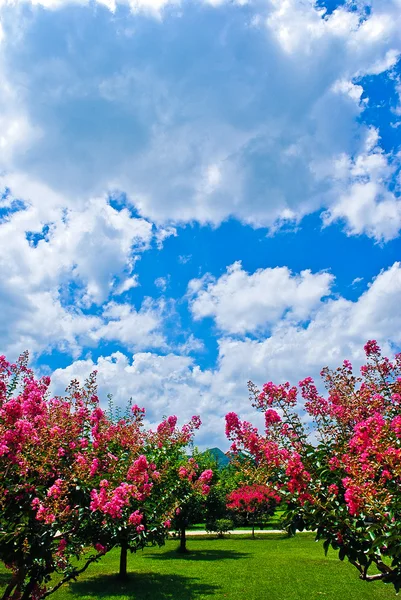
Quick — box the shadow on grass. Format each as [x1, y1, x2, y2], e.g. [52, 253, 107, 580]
[148, 549, 250, 562]
[71, 572, 219, 599]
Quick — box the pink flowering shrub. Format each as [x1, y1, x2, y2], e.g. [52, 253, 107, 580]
[89, 407, 203, 578]
[0, 353, 202, 598]
[227, 484, 280, 537]
[0, 353, 109, 600]
[225, 341, 401, 591]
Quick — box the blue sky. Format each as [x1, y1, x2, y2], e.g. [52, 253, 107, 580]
[1, 0, 401, 448]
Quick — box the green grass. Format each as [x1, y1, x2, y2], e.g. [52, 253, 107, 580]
[0, 535, 397, 600]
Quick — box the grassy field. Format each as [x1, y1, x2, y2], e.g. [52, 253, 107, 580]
[0, 534, 396, 600]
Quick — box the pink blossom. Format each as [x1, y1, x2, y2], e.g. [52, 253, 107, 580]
[198, 469, 213, 483]
[128, 510, 143, 526]
[364, 340, 380, 357]
[265, 409, 281, 426]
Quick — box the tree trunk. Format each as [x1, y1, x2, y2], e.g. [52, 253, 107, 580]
[20, 577, 37, 600]
[178, 527, 187, 553]
[119, 539, 128, 579]
[252, 524, 255, 539]
[2, 567, 25, 600]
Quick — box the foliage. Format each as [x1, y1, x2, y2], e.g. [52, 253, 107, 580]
[171, 451, 215, 552]
[0, 353, 107, 600]
[225, 341, 401, 590]
[203, 484, 230, 532]
[206, 518, 234, 538]
[0, 353, 201, 598]
[226, 485, 279, 535]
[88, 406, 201, 576]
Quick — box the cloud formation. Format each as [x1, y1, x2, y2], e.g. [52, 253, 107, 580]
[188, 262, 334, 334]
[0, 0, 399, 237]
[0, 189, 160, 356]
[52, 262, 401, 448]
[1, 0, 401, 448]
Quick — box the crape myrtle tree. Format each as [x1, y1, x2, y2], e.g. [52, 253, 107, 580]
[225, 341, 401, 591]
[171, 452, 214, 553]
[87, 405, 202, 579]
[226, 484, 279, 538]
[0, 353, 106, 600]
[0, 353, 201, 599]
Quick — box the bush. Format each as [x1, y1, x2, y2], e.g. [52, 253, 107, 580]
[207, 518, 234, 538]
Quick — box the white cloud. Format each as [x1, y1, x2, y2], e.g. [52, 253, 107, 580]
[1, 0, 401, 449]
[51, 351, 216, 441]
[211, 262, 401, 392]
[94, 299, 166, 350]
[1, 291, 103, 359]
[178, 333, 204, 355]
[115, 275, 140, 295]
[0, 0, 399, 237]
[0, 187, 156, 357]
[51, 348, 262, 450]
[154, 276, 169, 292]
[188, 261, 333, 334]
[154, 226, 177, 249]
[322, 129, 401, 241]
[49, 262, 401, 448]
[0, 0, 180, 16]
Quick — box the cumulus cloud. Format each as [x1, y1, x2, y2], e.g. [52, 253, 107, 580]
[212, 262, 401, 390]
[115, 275, 140, 295]
[0, 0, 399, 238]
[322, 128, 401, 241]
[51, 348, 264, 449]
[2, 0, 401, 447]
[188, 262, 334, 334]
[94, 299, 167, 350]
[51, 351, 221, 446]
[0, 186, 157, 357]
[51, 262, 401, 448]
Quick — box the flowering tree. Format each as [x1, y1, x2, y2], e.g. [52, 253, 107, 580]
[0, 353, 108, 600]
[225, 341, 401, 591]
[0, 353, 201, 598]
[88, 408, 202, 578]
[227, 485, 279, 537]
[171, 454, 214, 553]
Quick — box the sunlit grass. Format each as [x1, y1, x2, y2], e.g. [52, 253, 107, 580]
[0, 534, 396, 600]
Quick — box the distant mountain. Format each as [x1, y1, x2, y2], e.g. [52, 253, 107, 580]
[203, 447, 230, 468]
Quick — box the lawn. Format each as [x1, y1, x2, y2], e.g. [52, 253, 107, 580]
[0, 534, 396, 600]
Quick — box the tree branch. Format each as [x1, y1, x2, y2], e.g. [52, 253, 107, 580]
[40, 548, 112, 599]
[360, 573, 386, 582]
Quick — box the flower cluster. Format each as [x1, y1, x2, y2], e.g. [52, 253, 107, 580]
[0, 353, 202, 600]
[226, 341, 401, 590]
[227, 484, 280, 513]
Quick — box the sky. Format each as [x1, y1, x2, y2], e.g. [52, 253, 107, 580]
[1, 0, 401, 449]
